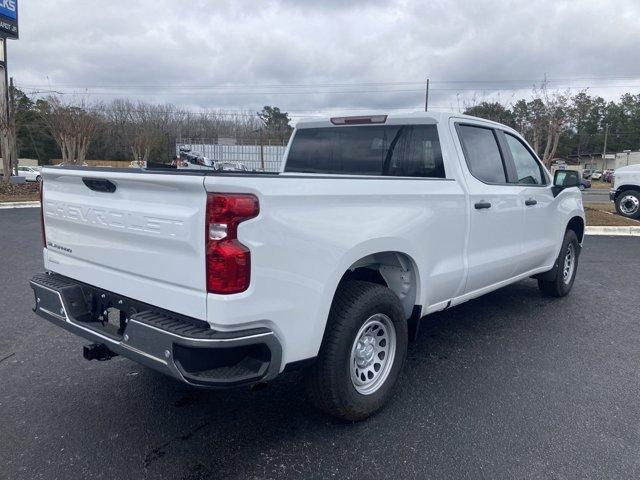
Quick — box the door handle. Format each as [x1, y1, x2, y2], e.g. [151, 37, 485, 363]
[525, 198, 537, 206]
[83, 178, 117, 193]
[474, 201, 492, 210]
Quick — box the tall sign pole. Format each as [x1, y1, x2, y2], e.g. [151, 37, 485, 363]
[0, 0, 18, 178]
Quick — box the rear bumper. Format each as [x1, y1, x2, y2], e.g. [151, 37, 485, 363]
[30, 272, 282, 388]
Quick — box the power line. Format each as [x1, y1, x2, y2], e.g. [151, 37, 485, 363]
[16, 74, 640, 89]
[18, 85, 640, 98]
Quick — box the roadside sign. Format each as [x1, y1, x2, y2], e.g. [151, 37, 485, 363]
[0, 0, 18, 39]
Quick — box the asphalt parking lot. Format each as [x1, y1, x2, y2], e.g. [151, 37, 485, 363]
[1, 208, 639, 480]
[582, 189, 611, 204]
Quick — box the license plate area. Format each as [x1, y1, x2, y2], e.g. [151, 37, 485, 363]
[94, 307, 127, 340]
[31, 274, 140, 342]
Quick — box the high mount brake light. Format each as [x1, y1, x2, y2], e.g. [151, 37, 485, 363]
[206, 193, 259, 294]
[330, 115, 388, 125]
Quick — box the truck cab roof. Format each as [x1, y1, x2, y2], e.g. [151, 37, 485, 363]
[294, 110, 518, 134]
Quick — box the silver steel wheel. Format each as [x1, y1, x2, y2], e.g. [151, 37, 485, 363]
[619, 195, 640, 216]
[562, 243, 576, 285]
[350, 313, 397, 396]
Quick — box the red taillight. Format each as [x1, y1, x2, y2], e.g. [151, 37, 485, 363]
[39, 180, 46, 248]
[206, 193, 259, 294]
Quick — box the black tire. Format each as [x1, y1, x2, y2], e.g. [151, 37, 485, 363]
[304, 280, 408, 421]
[614, 189, 640, 219]
[36, 175, 42, 182]
[538, 229, 580, 297]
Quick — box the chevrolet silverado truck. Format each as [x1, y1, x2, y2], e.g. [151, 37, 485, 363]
[610, 164, 640, 219]
[31, 112, 585, 421]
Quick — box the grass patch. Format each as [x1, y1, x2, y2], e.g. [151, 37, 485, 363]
[0, 195, 39, 203]
[0, 182, 40, 203]
[585, 203, 640, 226]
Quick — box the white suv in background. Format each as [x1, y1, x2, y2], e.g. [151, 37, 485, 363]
[610, 164, 640, 219]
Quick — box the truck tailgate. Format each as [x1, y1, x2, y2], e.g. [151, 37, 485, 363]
[41, 168, 208, 320]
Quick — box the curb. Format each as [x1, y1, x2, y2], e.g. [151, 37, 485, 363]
[0, 201, 40, 210]
[586, 226, 640, 237]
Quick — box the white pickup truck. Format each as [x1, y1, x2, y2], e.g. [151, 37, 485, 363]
[610, 164, 640, 219]
[31, 112, 585, 420]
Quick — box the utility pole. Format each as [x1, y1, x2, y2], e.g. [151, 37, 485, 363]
[0, 2, 18, 182]
[602, 123, 609, 170]
[0, 37, 10, 181]
[8, 76, 16, 175]
[424, 78, 430, 112]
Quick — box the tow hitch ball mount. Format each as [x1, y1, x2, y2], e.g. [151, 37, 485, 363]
[83, 343, 118, 362]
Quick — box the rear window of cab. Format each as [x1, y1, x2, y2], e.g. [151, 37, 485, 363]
[285, 125, 445, 178]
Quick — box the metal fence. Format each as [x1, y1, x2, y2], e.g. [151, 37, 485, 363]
[177, 139, 287, 172]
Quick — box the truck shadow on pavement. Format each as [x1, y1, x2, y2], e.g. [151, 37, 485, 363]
[115, 278, 571, 477]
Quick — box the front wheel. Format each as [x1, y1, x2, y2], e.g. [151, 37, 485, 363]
[538, 229, 580, 297]
[615, 190, 640, 219]
[304, 280, 408, 421]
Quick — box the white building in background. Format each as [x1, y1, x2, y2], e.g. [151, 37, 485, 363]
[609, 151, 640, 170]
[578, 151, 640, 171]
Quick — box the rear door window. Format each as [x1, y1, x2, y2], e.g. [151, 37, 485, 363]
[457, 125, 507, 184]
[285, 125, 445, 178]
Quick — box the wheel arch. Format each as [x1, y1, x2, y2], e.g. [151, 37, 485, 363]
[614, 185, 640, 198]
[567, 216, 585, 244]
[337, 250, 421, 320]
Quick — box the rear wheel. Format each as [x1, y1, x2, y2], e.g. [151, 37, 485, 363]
[304, 280, 408, 421]
[615, 190, 640, 219]
[538, 229, 580, 297]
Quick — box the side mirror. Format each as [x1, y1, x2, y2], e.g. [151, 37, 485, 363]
[552, 170, 580, 197]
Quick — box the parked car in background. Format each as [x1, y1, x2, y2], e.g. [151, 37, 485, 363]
[16, 166, 42, 182]
[610, 164, 640, 219]
[582, 169, 592, 179]
[580, 178, 591, 190]
[591, 170, 603, 180]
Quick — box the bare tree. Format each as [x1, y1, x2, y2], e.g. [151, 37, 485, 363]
[533, 81, 572, 166]
[38, 96, 103, 165]
[126, 102, 170, 163]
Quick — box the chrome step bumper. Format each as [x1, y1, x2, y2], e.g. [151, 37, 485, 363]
[30, 272, 282, 388]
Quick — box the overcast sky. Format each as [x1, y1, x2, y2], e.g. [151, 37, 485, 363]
[8, 0, 640, 119]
